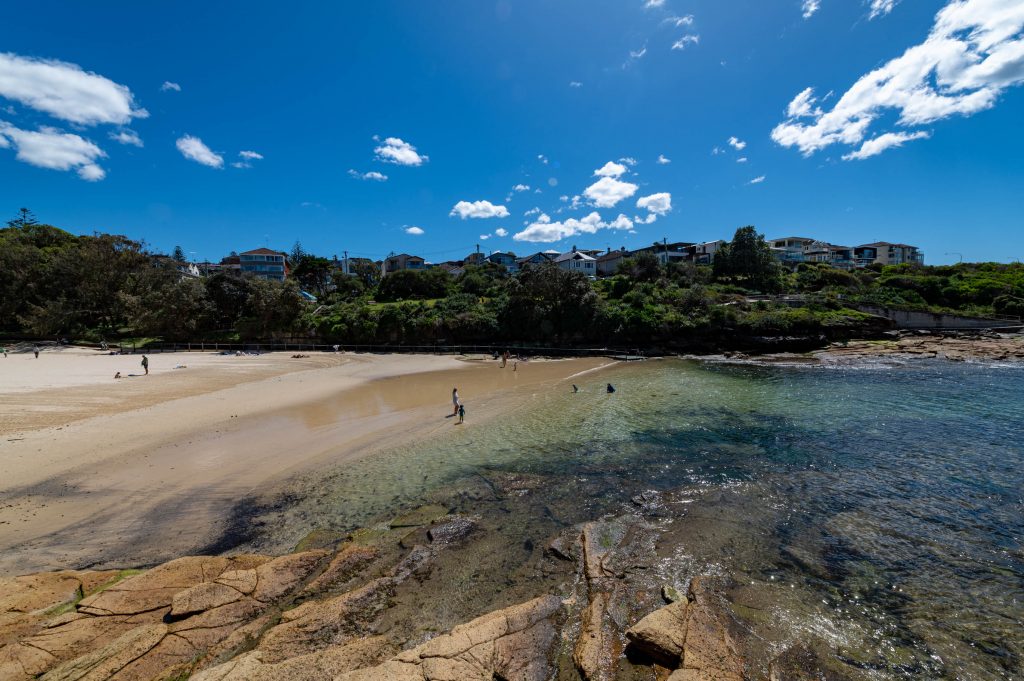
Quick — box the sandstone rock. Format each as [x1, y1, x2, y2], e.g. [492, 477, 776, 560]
[426, 515, 477, 545]
[170, 582, 244, 619]
[251, 550, 329, 602]
[580, 522, 625, 583]
[389, 505, 448, 529]
[337, 595, 562, 681]
[302, 544, 378, 595]
[624, 599, 688, 664]
[256, 577, 394, 663]
[39, 623, 166, 681]
[76, 557, 233, 616]
[191, 636, 392, 681]
[573, 593, 610, 681]
[214, 569, 258, 596]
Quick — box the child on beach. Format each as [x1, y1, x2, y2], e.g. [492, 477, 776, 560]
[458, 403, 465, 424]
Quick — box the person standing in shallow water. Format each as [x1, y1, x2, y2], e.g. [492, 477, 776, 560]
[458, 403, 465, 424]
[451, 387, 460, 416]
[33, 345, 40, 359]
[141, 355, 149, 375]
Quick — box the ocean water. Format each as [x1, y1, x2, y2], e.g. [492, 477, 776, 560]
[261, 358, 1024, 679]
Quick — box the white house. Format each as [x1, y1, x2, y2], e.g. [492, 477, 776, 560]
[554, 248, 597, 276]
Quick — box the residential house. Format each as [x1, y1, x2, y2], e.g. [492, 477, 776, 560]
[855, 242, 925, 267]
[803, 242, 855, 269]
[767, 237, 816, 265]
[239, 248, 289, 281]
[486, 251, 518, 273]
[596, 247, 628, 277]
[554, 247, 597, 276]
[516, 251, 557, 269]
[629, 241, 695, 266]
[693, 240, 727, 265]
[464, 250, 486, 266]
[382, 253, 426, 275]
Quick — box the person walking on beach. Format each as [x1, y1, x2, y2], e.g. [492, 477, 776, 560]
[458, 403, 465, 424]
[452, 387, 460, 416]
[1, 346, 6, 358]
[141, 355, 149, 375]
[33, 345, 39, 359]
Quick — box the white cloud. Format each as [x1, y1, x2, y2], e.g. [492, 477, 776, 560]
[480, 234, 491, 240]
[239, 150, 263, 160]
[525, 207, 542, 217]
[869, 0, 899, 19]
[802, 0, 821, 19]
[512, 183, 530, 192]
[450, 200, 510, 219]
[348, 169, 388, 181]
[495, 227, 508, 237]
[0, 122, 106, 180]
[711, 146, 724, 155]
[645, 0, 666, 7]
[176, 134, 223, 168]
[728, 136, 747, 150]
[594, 160, 628, 178]
[405, 226, 425, 235]
[374, 136, 427, 166]
[584, 176, 639, 208]
[619, 157, 638, 166]
[657, 154, 671, 164]
[160, 81, 181, 92]
[842, 130, 931, 160]
[737, 157, 748, 163]
[513, 211, 634, 243]
[570, 81, 583, 88]
[630, 47, 648, 59]
[0, 53, 147, 126]
[538, 154, 548, 164]
[672, 35, 700, 50]
[636, 192, 672, 215]
[109, 129, 142, 147]
[748, 175, 766, 184]
[665, 15, 695, 26]
[773, 0, 1024, 160]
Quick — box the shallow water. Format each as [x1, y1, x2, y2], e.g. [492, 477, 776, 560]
[258, 358, 1024, 679]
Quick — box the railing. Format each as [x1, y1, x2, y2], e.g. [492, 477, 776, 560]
[120, 341, 655, 358]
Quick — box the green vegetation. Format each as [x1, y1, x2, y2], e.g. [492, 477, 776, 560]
[3, 215, 1020, 349]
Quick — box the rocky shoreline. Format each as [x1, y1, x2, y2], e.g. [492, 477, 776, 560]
[1, 491, 857, 681]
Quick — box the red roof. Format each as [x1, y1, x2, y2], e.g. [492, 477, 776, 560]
[241, 248, 286, 256]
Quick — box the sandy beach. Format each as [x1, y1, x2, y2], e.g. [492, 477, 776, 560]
[0, 348, 611, 575]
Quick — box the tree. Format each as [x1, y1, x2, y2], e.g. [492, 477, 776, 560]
[292, 255, 333, 297]
[713, 226, 783, 293]
[172, 245, 187, 262]
[290, 240, 306, 266]
[7, 207, 38, 229]
[618, 251, 662, 283]
[497, 264, 601, 341]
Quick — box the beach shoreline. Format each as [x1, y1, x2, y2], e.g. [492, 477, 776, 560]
[0, 349, 613, 575]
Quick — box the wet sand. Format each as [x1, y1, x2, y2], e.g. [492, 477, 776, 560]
[0, 349, 611, 575]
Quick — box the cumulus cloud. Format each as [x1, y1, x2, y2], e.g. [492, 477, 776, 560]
[512, 183, 530, 192]
[513, 211, 633, 243]
[0, 122, 106, 180]
[645, 0, 666, 8]
[495, 227, 508, 237]
[594, 160, 628, 178]
[109, 129, 142, 147]
[842, 130, 931, 160]
[160, 81, 181, 92]
[619, 157, 638, 167]
[728, 136, 747, 150]
[869, 0, 899, 19]
[802, 0, 821, 18]
[0, 53, 147, 126]
[657, 154, 671, 164]
[748, 175, 766, 184]
[405, 226, 425, 235]
[672, 35, 700, 50]
[570, 81, 583, 88]
[176, 135, 223, 168]
[773, 0, 1024, 160]
[637, 192, 672, 215]
[450, 200, 510, 219]
[374, 136, 427, 166]
[584, 176, 639, 208]
[348, 169, 388, 181]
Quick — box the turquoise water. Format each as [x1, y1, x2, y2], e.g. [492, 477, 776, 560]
[258, 358, 1024, 679]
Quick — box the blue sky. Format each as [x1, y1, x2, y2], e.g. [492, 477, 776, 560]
[1, 0, 1022, 265]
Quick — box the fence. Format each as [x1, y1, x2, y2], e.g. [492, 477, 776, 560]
[123, 341, 652, 358]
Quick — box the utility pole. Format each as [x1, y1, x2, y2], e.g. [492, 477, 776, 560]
[343, 250, 350, 275]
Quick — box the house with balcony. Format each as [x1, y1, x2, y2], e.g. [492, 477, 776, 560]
[767, 237, 816, 266]
[382, 253, 426, 275]
[629, 241, 695, 266]
[486, 251, 518, 273]
[693, 240, 727, 265]
[516, 251, 558, 269]
[855, 242, 924, 267]
[239, 248, 288, 281]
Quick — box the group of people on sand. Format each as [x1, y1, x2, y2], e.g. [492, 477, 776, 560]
[451, 387, 465, 423]
[113, 355, 148, 380]
[497, 349, 518, 371]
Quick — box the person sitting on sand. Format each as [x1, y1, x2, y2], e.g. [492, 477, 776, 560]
[458, 403, 465, 424]
[114, 371, 121, 379]
[452, 387, 460, 416]
[607, 383, 616, 393]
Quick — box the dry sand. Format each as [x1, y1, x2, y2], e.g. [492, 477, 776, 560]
[0, 347, 611, 575]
